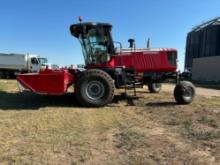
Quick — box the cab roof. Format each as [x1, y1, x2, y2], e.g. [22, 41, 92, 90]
[70, 22, 112, 38]
[70, 22, 112, 28]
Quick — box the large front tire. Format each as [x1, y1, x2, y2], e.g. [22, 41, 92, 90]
[174, 81, 195, 104]
[75, 69, 114, 107]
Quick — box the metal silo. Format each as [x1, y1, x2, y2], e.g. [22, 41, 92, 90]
[185, 17, 220, 71]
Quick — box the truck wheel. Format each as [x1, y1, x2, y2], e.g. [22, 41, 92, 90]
[75, 69, 114, 107]
[148, 83, 162, 93]
[174, 81, 195, 104]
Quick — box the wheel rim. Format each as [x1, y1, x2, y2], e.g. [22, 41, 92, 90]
[85, 80, 105, 100]
[154, 83, 161, 89]
[182, 86, 193, 99]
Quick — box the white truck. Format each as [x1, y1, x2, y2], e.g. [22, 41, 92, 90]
[0, 53, 49, 78]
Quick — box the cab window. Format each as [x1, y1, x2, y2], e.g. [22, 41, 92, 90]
[31, 58, 39, 65]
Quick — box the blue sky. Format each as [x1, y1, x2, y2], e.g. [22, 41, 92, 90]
[0, 0, 220, 70]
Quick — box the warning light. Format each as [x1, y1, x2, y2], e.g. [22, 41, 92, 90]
[78, 16, 83, 23]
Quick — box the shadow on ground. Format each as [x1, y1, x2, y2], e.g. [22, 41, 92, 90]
[112, 93, 140, 106]
[0, 91, 81, 110]
[0, 91, 140, 110]
[0, 91, 178, 110]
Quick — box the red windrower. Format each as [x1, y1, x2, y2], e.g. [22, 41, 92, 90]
[16, 20, 196, 107]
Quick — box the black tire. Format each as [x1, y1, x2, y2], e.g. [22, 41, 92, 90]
[148, 83, 162, 93]
[75, 69, 114, 107]
[174, 81, 195, 105]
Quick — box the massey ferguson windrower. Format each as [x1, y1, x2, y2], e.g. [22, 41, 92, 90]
[17, 19, 195, 107]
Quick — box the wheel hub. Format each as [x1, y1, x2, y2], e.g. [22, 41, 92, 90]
[85, 81, 105, 100]
[182, 86, 193, 99]
[155, 83, 161, 88]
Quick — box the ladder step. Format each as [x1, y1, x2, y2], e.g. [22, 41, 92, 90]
[124, 69, 137, 98]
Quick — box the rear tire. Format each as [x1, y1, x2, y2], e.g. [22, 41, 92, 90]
[75, 69, 114, 107]
[174, 81, 195, 104]
[148, 83, 162, 93]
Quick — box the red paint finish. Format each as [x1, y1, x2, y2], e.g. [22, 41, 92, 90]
[86, 49, 177, 73]
[113, 49, 177, 72]
[17, 69, 75, 95]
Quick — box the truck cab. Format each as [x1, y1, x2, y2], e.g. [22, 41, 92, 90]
[28, 55, 50, 72]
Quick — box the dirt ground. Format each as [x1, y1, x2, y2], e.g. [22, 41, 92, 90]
[0, 80, 220, 165]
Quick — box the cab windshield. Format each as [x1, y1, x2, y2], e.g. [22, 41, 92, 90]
[78, 26, 114, 65]
[38, 58, 48, 64]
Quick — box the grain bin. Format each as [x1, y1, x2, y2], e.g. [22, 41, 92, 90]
[185, 17, 220, 71]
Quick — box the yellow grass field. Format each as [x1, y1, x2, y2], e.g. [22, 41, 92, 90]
[0, 79, 220, 165]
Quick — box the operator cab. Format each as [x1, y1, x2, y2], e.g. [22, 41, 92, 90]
[70, 22, 115, 65]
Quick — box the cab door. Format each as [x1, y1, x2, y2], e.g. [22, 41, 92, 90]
[30, 57, 40, 72]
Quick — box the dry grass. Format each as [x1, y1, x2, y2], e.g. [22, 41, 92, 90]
[0, 79, 220, 164]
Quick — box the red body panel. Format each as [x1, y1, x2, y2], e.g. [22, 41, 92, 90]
[87, 49, 177, 72]
[17, 69, 75, 95]
[114, 49, 176, 72]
